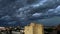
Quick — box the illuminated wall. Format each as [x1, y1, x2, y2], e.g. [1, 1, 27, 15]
[24, 23, 44, 34]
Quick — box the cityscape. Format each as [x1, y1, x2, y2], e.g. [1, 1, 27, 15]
[0, 0, 60, 34]
[0, 23, 60, 34]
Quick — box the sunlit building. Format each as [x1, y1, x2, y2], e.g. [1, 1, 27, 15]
[24, 23, 44, 34]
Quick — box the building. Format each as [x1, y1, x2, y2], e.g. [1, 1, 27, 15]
[24, 23, 44, 34]
[49, 24, 60, 34]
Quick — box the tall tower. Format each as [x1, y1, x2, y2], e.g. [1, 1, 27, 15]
[24, 23, 44, 34]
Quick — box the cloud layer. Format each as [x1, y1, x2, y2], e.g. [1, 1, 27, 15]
[0, 0, 60, 26]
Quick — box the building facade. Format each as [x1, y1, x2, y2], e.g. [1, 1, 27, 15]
[24, 23, 44, 34]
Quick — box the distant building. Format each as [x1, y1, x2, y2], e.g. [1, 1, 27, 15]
[24, 23, 44, 34]
[0, 27, 6, 30]
[49, 24, 60, 34]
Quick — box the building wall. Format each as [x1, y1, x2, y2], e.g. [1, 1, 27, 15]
[37, 24, 44, 34]
[24, 23, 44, 34]
[24, 26, 33, 34]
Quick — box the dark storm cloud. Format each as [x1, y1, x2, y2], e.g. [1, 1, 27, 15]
[17, 0, 60, 20]
[0, 0, 60, 26]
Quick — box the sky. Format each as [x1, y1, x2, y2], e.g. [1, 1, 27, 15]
[0, 0, 60, 26]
